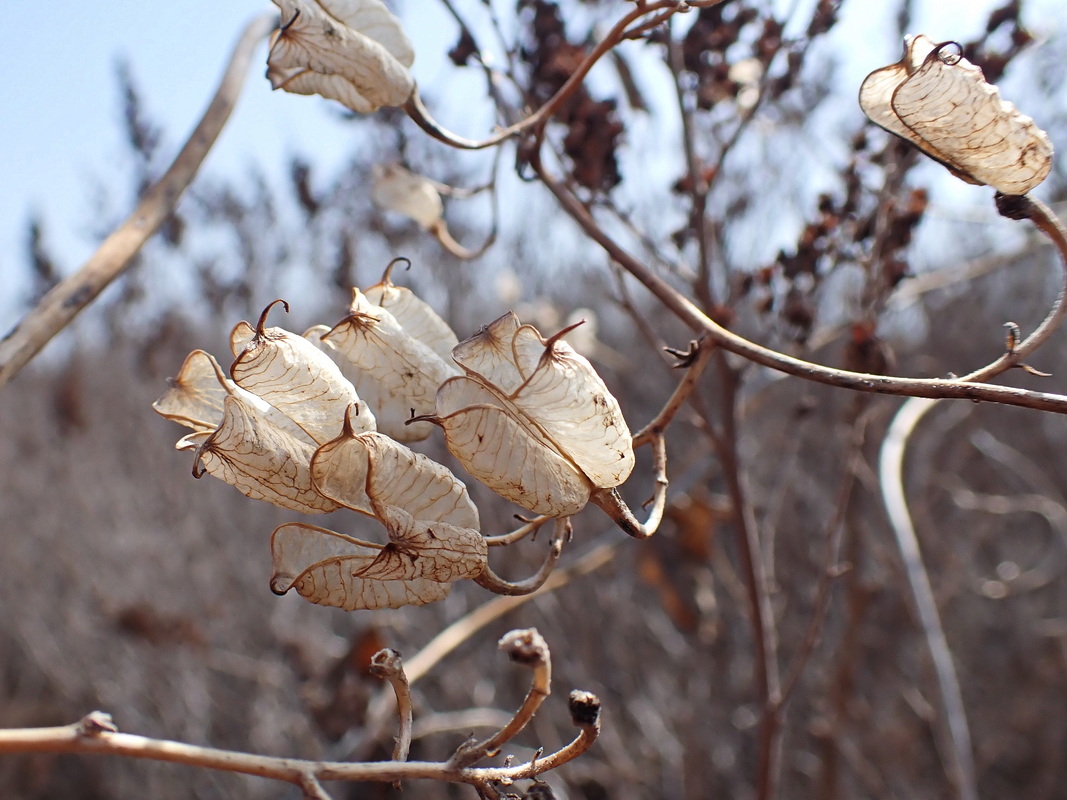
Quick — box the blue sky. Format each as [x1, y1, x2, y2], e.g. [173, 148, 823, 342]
[2, 1, 1062, 335]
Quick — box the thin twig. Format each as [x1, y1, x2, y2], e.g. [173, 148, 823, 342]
[450, 629, 552, 769]
[633, 335, 716, 446]
[405, 1, 723, 150]
[476, 519, 569, 595]
[484, 515, 553, 547]
[346, 537, 618, 761]
[0, 12, 276, 392]
[878, 195, 1067, 800]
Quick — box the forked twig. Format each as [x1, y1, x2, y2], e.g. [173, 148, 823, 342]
[450, 629, 552, 769]
[633, 335, 716, 446]
[878, 195, 1067, 800]
[0, 666, 601, 796]
[0, 13, 277, 392]
[346, 537, 619, 762]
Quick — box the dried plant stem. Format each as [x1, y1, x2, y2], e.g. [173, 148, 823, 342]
[714, 356, 782, 800]
[0, 13, 276, 392]
[484, 515, 553, 547]
[405, 0, 724, 150]
[476, 519, 569, 595]
[0, 708, 598, 794]
[368, 649, 413, 766]
[633, 335, 716, 446]
[451, 629, 552, 769]
[534, 164, 1067, 415]
[348, 538, 618, 762]
[878, 195, 1067, 800]
[590, 433, 668, 538]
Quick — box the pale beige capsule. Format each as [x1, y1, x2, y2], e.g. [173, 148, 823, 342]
[267, 0, 415, 113]
[318, 289, 459, 442]
[270, 524, 453, 610]
[424, 312, 635, 516]
[231, 301, 374, 445]
[363, 261, 459, 363]
[272, 414, 485, 610]
[860, 35, 1052, 195]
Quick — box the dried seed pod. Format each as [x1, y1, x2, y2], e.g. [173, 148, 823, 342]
[153, 303, 374, 512]
[859, 35, 1052, 195]
[231, 301, 375, 444]
[272, 414, 486, 610]
[270, 524, 454, 610]
[371, 163, 443, 230]
[317, 289, 460, 442]
[419, 312, 634, 516]
[267, 0, 415, 113]
[362, 260, 459, 363]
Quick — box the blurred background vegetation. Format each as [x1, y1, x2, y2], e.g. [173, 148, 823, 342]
[2, 0, 1067, 797]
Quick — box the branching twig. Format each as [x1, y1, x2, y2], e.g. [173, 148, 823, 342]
[633, 335, 716, 446]
[0, 681, 600, 796]
[533, 162, 1067, 415]
[0, 13, 277, 392]
[405, 1, 723, 150]
[347, 537, 619, 762]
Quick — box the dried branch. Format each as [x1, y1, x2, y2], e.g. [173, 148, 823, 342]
[485, 515, 553, 547]
[347, 537, 619, 762]
[450, 629, 552, 769]
[633, 335, 716, 446]
[0, 13, 276, 392]
[0, 677, 599, 796]
[533, 161, 1067, 415]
